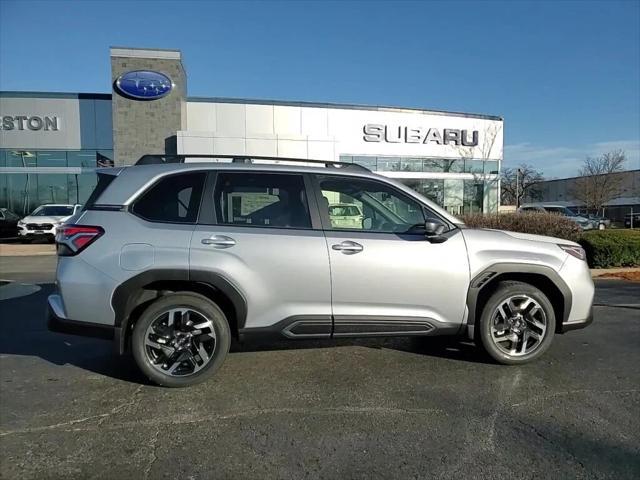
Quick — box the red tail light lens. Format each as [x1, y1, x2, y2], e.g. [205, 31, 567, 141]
[56, 224, 104, 256]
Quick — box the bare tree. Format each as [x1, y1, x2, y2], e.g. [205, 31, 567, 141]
[570, 150, 626, 215]
[500, 164, 544, 206]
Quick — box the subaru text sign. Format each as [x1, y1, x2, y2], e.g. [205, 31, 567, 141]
[363, 124, 479, 146]
[115, 70, 173, 100]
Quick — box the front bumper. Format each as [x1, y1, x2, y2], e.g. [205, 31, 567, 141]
[18, 227, 56, 237]
[559, 305, 594, 333]
[47, 293, 118, 341]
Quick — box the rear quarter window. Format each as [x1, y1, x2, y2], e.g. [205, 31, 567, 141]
[132, 172, 206, 223]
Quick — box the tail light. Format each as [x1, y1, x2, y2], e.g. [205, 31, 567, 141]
[55, 224, 104, 256]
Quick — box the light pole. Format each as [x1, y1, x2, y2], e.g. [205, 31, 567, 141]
[516, 168, 521, 208]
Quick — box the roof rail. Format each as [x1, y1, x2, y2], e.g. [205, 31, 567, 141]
[135, 154, 370, 172]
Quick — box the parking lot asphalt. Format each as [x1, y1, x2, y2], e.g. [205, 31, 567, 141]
[0, 257, 639, 479]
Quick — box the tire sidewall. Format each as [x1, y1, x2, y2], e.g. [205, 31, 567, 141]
[131, 292, 231, 387]
[479, 283, 556, 365]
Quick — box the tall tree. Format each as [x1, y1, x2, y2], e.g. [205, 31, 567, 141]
[501, 164, 544, 206]
[570, 150, 626, 214]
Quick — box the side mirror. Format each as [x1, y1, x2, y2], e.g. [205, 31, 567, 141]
[424, 218, 446, 236]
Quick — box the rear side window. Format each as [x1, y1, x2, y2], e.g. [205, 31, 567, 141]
[132, 172, 206, 223]
[214, 172, 311, 228]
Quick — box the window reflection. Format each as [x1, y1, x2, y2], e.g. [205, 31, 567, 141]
[0, 149, 113, 216]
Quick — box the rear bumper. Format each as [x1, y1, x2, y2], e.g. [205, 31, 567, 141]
[47, 293, 120, 343]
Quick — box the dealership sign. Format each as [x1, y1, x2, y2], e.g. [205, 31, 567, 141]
[363, 124, 478, 146]
[1, 115, 59, 131]
[115, 70, 173, 100]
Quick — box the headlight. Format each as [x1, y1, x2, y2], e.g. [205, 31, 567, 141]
[17, 220, 25, 226]
[559, 244, 586, 261]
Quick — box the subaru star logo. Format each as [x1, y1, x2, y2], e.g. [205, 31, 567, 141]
[115, 70, 173, 100]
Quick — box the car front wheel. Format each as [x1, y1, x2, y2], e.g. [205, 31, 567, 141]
[478, 281, 555, 365]
[131, 292, 231, 387]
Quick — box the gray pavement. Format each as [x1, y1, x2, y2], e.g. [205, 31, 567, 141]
[0, 257, 639, 479]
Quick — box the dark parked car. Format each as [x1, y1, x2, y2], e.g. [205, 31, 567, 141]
[0, 208, 21, 239]
[624, 212, 640, 228]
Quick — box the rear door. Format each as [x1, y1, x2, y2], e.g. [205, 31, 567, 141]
[190, 171, 332, 336]
[314, 174, 469, 336]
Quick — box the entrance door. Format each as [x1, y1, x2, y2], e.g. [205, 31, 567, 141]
[314, 174, 470, 336]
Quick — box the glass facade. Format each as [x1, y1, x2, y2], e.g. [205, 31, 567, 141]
[342, 155, 495, 174]
[341, 155, 499, 215]
[0, 149, 113, 217]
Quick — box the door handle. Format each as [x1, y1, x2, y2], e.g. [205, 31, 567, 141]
[332, 240, 363, 254]
[201, 235, 236, 248]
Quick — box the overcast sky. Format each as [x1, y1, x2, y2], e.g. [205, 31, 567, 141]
[1, 0, 638, 178]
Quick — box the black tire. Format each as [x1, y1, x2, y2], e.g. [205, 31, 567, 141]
[477, 281, 555, 365]
[131, 292, 231, 387]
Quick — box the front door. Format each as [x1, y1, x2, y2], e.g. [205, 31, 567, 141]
[190, 171, 332, 337]
[315, 174, 470, 336]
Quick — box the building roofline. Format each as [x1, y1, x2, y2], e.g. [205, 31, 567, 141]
[109, 45, 181, 53]
[187, 96, 503, 121]
[0, 90, 503, 121]
[540, 169, 640, 183]
[0, 91, 111, 100]
[109, 46, 181, 60]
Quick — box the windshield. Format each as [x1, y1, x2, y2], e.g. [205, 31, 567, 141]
[31, 206, 74, 217]
[545, 206, 577, 216]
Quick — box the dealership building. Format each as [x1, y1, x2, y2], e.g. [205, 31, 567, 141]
[1, 47, 503, 217]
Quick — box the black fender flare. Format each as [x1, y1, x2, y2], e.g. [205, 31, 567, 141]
[465, 263, 572, 329]
[111, 268, 247, 353]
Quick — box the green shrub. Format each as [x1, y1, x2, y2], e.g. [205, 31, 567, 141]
[459, 212, 583, 242]
[578, 230, 640, 268]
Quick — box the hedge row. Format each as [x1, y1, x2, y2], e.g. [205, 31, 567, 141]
[459, 213, 640, 268]
[459, 212, 583, 242]
[578, 230, 640, 268]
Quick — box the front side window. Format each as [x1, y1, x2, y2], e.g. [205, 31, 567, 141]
[214, 172, 311, 229]
[318, 176, 425, 233]
[132, 172, 205, 223]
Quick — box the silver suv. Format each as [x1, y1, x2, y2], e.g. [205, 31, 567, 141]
[48, 155, 594, 387]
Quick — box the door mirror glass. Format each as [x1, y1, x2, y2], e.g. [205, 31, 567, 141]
[424, 218, 446, 236]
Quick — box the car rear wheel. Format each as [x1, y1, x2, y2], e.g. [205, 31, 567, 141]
[478, 281, 555, 365]
[131, 292, 231, 387]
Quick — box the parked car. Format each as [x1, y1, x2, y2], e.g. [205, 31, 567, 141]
[585, 213, 610, 230]
[518, 204, 598, 230]
[48, 155, 594, 387]
[0, 208, 21, 239]
[328, 203, 364, 229]
[18, 204, 82, 242]
[624, 212, 640, 228]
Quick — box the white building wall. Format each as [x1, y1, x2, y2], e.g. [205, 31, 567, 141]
[179, 101, 503, 162]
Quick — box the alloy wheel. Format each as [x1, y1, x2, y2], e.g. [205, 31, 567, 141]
[490, 295, 547, 357]
[144, 307, 217, 376]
